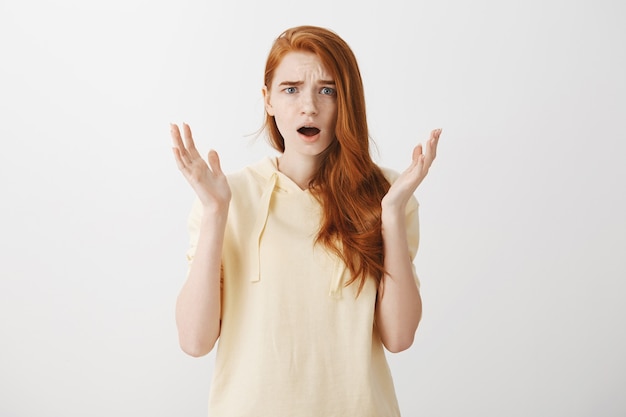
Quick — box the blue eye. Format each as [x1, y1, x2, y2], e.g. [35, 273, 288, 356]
[285, 87, 297, 94]
[321, 87, 335, 95]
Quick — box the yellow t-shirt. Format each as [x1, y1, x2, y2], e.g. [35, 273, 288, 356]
[186, 157, 420, 417]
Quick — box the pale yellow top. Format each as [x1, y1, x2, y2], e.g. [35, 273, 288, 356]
[186, 157, 420, 417]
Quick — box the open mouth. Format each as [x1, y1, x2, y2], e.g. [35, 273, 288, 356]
[297, 126, 320, 137]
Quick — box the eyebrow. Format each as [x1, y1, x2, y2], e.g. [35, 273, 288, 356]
[277, 80, 336, 87]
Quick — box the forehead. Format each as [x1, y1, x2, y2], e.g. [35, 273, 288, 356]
[272, 51, 332, 82]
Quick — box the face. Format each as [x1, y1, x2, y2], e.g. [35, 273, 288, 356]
[263, 51, 338, 163]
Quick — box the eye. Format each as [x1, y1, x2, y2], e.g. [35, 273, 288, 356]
[320, 87, 336, 95]
[284, 86, 297, 94]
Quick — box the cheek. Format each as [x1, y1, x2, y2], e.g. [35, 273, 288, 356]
[271, 103, 294, 126]
[328, 112, 338, 132]
[326, 103, 338, 123]
[268, 98, 290, 119]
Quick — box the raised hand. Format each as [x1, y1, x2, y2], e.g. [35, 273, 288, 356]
[382, 128, 441, 209]
[171, 123, 232, 211]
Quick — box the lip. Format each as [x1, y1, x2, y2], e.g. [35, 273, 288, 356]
[297, 130, 321, 143]
[297, 123, 320, 130]
[297, 124, 321, 142]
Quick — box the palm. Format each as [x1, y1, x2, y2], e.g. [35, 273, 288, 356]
[383, 129, 441, 207]
[171, 123, 231, 210]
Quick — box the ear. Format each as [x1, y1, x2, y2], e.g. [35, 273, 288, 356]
[262, 85, 275, 116]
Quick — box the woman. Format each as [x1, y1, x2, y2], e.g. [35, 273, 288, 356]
[171, 25, 441, 417]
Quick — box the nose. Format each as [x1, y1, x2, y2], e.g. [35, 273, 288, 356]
[299, 91, 318, 116]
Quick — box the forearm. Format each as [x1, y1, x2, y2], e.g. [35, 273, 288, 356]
[375, 205, 422, 353]
[175, 208, 227, 357]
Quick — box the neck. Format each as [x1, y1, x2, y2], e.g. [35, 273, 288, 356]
[277, 154, 320, 190]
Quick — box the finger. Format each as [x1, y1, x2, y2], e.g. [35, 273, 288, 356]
[416, 153, 426, 173]
[171, 147, 187, 171]
[170, 123, 185, 149]
[411, 145, 427, 180]
[425, 128, 441, 163]
[411, 144, 423, 164]
[170, 123, 191, 165]
[182, 123, 202, 158]
[171, 123, 193, 165]
[207, 149, 224, 176]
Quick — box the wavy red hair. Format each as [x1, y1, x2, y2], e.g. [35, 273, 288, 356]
[263, 26, 390, 295]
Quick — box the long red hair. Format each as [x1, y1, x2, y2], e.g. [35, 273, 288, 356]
[263, 26, 390, 295]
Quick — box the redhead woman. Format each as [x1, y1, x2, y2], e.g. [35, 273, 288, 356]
[171, 25, 441, 417]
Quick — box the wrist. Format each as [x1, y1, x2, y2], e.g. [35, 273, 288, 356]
[380, 205, 406, 232]
[200, 204, 229, 225]
[381, 198, 406, 218]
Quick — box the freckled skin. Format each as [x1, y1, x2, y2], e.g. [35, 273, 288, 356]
[262, 51, 338, 179]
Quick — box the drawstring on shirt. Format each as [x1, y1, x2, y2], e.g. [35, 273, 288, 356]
[248, 165, 346, 298]
[250, 172, 277, 282]
[328, 257, 346, 299]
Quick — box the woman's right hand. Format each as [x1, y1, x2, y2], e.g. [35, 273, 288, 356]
[171, 123, 232, 212]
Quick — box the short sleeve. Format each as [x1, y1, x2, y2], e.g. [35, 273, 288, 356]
[405, 196, 421, 289]
[185, 197, 203, 268]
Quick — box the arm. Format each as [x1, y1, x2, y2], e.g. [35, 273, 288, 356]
[171, 123, 231, 357]
[376, 204, 422, 353]
[375, 128, 441, 353]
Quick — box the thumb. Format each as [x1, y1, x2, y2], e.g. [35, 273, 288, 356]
[412, 144, 423, 163]
[207, 150, 223, 174]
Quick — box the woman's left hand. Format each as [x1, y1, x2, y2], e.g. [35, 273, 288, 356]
[382, 128, 441, 209]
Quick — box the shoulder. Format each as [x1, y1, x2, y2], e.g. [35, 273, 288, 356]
[378, 166, 401, 184]
[227, 157, 277, 196]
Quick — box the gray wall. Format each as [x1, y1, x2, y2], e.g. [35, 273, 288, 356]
[1, 0, 624, 415]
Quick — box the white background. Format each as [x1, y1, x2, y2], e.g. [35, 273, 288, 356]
[1, 0, 625, 416]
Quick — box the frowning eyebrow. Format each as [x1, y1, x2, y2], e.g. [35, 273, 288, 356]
[277, 80, 336, 86]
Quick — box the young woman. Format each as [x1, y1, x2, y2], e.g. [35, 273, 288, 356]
[171, 25, 441, 417]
